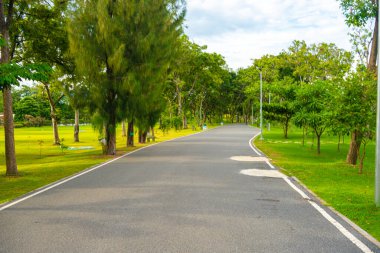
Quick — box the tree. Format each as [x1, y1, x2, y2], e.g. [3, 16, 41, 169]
[335, 67, 376, 170]
[69, 0, 184, 155]
[13, 95, 50, 121]
[294, 81, 333, 154]
[0, 61, 50, 176]
[1, 0, 19, 176]
[20, 1, 72, 145]
[264, 78, 296, 138]
[338, 0, 378, 72]
[338, 0, 378, 165]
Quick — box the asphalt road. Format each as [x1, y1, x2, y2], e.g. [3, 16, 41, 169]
[0, 124, 379, 253]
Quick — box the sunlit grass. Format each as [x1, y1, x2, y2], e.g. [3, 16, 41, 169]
[255, 125, 380, 241]
[0, 124, 205, 204]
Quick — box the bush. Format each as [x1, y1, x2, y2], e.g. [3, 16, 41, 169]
[14, 122, 24, 128]
[23, 115, 46, 127]
[159, 117, 171, 134]
[172, 116, 182, 131]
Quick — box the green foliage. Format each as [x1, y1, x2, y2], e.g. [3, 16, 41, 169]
[165, 37, 231, 126]
[172, 116, 182, 131]
[69, 0, 184, 153]
[23, 115, 48, 127]
[12, 84, 75, 124]
[0, 63, 51, 90]
[13, 96, 50, 121]
[294, 81, 333, 135]
[159, 117, 171, 134]
[338, 0, 377, 27]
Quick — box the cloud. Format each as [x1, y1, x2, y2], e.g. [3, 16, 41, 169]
[185, 0, 352, 70]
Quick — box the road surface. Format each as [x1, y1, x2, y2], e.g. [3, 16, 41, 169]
[0, 125, 379, 253]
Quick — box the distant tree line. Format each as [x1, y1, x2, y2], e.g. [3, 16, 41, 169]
[0, 0, 377, 177]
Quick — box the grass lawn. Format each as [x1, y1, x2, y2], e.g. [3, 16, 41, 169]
[0, 124, 205, 205]
[254, 125, 380, 241]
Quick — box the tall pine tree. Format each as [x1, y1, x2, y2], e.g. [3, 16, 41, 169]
[69, 0, 184, 155]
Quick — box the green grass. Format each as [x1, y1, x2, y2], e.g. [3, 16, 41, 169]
[0, 124, 205, 204]
[254, 126, 380, 241]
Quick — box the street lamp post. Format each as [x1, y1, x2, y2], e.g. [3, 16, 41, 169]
[251, 100, 254, 126]
[268, 92, 271, 131]
[376, 4, 380, 206]
[260, 70, 263, 140]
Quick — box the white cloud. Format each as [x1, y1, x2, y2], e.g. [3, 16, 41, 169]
[185, 0, 352, 70]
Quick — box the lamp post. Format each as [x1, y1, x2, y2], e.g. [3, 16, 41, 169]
[259, 70, 263, 140]
[268, 92, 271, 131]
[251, 100, 254, 126]
[376, 3, 380, 206]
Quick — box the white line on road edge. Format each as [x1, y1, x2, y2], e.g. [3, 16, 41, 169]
[0, 128, 212, 212]
[265, 161, 275, 169]
[282, 177, 311, 200]
[307, 200, 374, 253]
[249, 134, 375, 253]
[249, 133, 262, 156]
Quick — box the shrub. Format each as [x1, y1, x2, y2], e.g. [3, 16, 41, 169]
[172, 116, 182, 131]
[23, 115, 46, 127]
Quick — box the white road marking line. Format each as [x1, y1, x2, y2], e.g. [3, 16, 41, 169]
[283, 177, 374, 253]
[0, 129, 209, 212]
[282, 177, 311, 200]
[240, 169, 285, 178]
[248, 132, 375, 253]
[249, 133, 262, 156]
[230, 156, 269, 162]
[308, 201, 374, 253]
[265, 160, 275, 169]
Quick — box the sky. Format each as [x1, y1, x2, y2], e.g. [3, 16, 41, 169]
[184, 0, 352, 70]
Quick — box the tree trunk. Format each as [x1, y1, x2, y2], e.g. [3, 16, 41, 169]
[368, 7, 378, 72]
[138, 130, 148, 144]
[3, 86, 18, 176]
[358, 141, 367, 174]
[44, 83, 61, 145]
[1, 10, 18, 176]
[302, 127, 306, 146]
[121, 120, 127, 137]
[138, 129, 143, 143]
[176, 80, 182, 118]
[183, 114, 188, 129]
[151, 126, 155, 138]
[105, 119, 116, 155]
[337, 134, 341, 152]
[74, 109, 79, 142]
[283, 118, 289, 139]
[346, 130, 362, 165]
[127, 120, 134, 147]
[106, 129, 116, 155]
[142, 131, 147, 143]
[202, 112, 207, 127]
[317, 134, 321, 155]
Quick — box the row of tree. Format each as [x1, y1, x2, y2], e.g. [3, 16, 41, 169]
[236, 40, 376, 173]
[1, 0, 378, 177]
[0, 0, 187, 176]
[1, 0, 245, 177]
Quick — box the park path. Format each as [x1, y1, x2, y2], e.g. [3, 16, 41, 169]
[0, 124, 379, 253]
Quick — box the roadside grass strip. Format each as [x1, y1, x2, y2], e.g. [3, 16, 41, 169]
[248, 127, 377, 253]
[0, 125, 212, 205]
